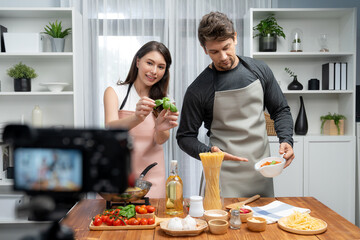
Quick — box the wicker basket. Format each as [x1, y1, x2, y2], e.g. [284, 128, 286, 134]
[264, 112, 276, 136]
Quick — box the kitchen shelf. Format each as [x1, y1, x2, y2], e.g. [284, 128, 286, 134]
[0, 53, 73, 59]
[253, 52, 354, 59]
[282, 90, 353, 94]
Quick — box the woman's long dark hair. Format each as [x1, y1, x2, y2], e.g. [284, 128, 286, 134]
[120, 41, 172, 105]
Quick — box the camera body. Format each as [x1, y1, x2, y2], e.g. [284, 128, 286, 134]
[3, 124, 131, 199]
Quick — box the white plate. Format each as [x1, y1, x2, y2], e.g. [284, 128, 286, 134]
[39, 82, 69, 92]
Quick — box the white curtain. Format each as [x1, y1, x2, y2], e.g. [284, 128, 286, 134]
[81, 0, 271, 197]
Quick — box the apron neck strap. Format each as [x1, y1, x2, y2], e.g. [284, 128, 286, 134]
[119, 82, 134, 110]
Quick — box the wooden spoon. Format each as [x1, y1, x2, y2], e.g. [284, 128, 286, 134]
[225, 194, 260, 210]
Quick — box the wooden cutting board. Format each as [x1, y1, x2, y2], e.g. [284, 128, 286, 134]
[89, 216, 168, 230]
[225, 194, 260, 210]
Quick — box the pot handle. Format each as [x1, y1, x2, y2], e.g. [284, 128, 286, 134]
[139, 162, 158, 179]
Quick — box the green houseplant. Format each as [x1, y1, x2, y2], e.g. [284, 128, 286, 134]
[320, 112, 346, 135]
[7, 62, 38, 92]
[43, 20, 72, 52]
[253, 14, 286, 52]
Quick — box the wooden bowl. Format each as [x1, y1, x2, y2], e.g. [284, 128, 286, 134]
[208, 219, 229, 235]
[247, 217, 266, 232]
[239, 209, 253, 223]
[204, 209, 229, 222]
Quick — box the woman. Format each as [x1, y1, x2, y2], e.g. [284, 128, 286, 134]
[104, 41, 178, 198]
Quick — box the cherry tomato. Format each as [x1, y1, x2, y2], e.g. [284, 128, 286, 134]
[113, 219, 122, 226]
[148, 218, 155, 225]
[135, 205, 141, 213]
[101, 215, 108, 222]
[146, 206, 155, 213]
[140, 218, 148, 225]
[138, 207, 147, 214]
[93, 217, 103, 226]
[128, 218, 136, 225]
[106, 217, 114, 226]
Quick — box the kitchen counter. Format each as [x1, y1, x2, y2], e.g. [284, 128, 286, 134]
[61, 197, 360, 239]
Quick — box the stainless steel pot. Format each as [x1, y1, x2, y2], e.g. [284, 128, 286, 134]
[99, 162, 157, 202]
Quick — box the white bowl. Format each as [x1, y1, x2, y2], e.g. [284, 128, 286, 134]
[254, 156, 285, 178]
[39, 82, 69, 92]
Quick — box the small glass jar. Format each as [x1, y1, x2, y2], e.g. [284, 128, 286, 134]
[189, 196, 204, 217]
[229, 209, 241, 229]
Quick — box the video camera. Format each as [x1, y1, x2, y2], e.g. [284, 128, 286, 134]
[3, 124, 132, 217]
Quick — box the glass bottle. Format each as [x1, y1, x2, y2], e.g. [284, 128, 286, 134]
[32, 105, 42, 127]
[229, 209, 241, 229]
[165, 160, 183, 215]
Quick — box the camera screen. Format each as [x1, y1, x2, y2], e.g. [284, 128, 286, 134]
[14, 148, 83, 192]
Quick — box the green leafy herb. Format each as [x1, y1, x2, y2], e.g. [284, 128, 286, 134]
[154, 97, 178, 112]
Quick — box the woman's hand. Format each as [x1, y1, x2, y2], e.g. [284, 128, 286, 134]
[155, 109, 179, 132]
[135, 96, 156, 122]
[211, 146, 248, 162]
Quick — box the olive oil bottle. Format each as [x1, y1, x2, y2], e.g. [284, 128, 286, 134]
[165, 160, 183, 215]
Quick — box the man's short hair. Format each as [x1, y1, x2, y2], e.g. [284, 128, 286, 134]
[198, 11, 235, 47]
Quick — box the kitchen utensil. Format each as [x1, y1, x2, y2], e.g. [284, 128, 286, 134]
[225, 194, 260, 210]
[247, 217, 267, 232]
[160, 218, 208, 237]
[255, 157, 285, 178]
[203, 209, 229, 222]
[99, 162, 158, 202]
[278, 216, 327, 235]
[208, 219, 229, 235]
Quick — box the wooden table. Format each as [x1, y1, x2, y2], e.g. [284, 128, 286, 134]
[61, 197, 360, 239]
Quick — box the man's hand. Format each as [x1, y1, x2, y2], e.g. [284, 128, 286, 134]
[279, 142, 294, 168]
[211, 146, 248, 162]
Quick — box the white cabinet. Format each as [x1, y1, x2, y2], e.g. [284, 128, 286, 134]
[304, 136, 355, 223]
[0, 8, 84, 128]
[269, 136, 303, 197]
[245, 8, 356, 223]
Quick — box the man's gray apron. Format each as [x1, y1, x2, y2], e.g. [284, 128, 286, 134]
[205, 58, 274, 198]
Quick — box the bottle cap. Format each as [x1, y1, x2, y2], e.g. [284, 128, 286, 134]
[231, 210, 240, 216]
[190, 196, 203, 202]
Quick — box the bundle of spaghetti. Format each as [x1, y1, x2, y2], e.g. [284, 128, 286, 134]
[285, 211, 326, 230]
[199, 152, 225, 210]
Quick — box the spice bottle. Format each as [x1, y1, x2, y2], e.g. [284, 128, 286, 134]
[189, 196, 204, 217]
[229, 209, 241, 229]
[32, 105, 42, 127]
[165, 160, 183, 215]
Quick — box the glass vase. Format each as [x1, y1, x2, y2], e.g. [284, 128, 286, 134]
[199, 152, 224, 210]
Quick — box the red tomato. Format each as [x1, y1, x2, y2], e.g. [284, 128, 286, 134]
[146, 206, 155, 213]
[141, 205, 147, 209]
[148, 218, 155, 225]
[133, 219, 140, 225]
[128, 218, 135, 225]
[101, 215, 108, 222]
[113, 209, 120, 215]
[124, 219, 129, 225]
[106, 217, 114, 226]
[113, 219, 122, 226]
[93, 217, 102, 226]
[135, 206, 141, 213]
[140, 218, 148, 225]
[138, 207, 147, 214]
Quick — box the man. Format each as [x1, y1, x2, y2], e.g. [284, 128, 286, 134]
[176, 12, 294, 197]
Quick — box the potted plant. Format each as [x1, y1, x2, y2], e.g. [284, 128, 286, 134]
[7, 62, 38, 92]
[284, 67, 303, 90]
[290, 29, 303, 52]
[253, 14, 286, 52]
[43, 20, 71, 52]
[320, 113, 346, 135]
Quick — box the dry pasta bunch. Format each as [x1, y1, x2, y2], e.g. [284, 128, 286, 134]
[285, 211, 326, 230]
[199, 152, 225, 210]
